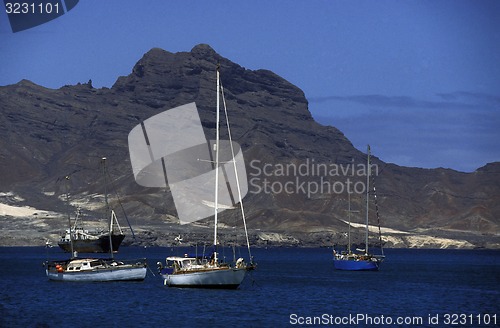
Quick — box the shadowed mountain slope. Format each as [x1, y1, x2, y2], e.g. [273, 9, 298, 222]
[0, 44, 498, 248]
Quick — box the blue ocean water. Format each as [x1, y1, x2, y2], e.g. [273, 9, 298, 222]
[0, 247, 498, 327]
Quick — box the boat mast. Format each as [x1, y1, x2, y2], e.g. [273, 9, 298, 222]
[213, 65, 221, 262]
[365, 145, 370, 255]
[346, 160, 360, 255]
[65, 175, 75, 257]
[102, 157, 114, 259]
[347, 190, 352, 254]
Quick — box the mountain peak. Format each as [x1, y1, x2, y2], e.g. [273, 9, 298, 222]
[191, 43, 217, 57]
[142, 47, 172, 58]
[476, 162, 500, 173]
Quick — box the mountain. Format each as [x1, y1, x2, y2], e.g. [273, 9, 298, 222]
[0, 44, 499, 248]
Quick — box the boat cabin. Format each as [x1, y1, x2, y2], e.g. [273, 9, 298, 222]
[60, 227, 101, 242]
[157, 255, 212, 275]
[167, 256, 207, 269]
[66, 259, 104, 272]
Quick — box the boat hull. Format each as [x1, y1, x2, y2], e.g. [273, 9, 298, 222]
[162, 267, 246, 289]
[333, 259, 380, 271]
[58, 234, 125, 253]
[46, 266, 147, 282]
[46, 258, 148, 282]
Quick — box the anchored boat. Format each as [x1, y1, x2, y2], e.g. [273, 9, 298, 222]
[157, 66, 255, 288]
[333, 145, 385, 271]
[57, 160, 128, 253]
[57, 208, 125, 253]
[45, 257, 147, 282]
[159, 255, 248, 289]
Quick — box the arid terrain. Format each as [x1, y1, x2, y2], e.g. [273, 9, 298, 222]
[1, 45, 499, 249]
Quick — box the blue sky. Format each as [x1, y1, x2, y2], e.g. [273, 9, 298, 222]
[1, 0, 499, 172]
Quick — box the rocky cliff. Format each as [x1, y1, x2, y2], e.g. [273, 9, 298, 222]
[0, 44, 498, 248]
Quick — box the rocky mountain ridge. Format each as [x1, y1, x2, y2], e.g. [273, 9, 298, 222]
[0, 44, 499, 249]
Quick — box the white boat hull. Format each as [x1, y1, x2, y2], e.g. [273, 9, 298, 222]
[46, 266, 147, 282]
[162, 267, 246, 289]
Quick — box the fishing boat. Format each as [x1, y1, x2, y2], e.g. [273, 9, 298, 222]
[158, 66, 255, 289]
[57, 161, 126, 253]
[333, 145, 385, 271]
[45, 159, 147, 282]
[57, 208, 125, 253]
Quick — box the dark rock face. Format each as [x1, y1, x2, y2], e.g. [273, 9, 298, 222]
[0, 44, 499, 248]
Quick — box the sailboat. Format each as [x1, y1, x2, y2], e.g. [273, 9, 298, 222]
[333, 145, 385, 271]
[45, 158, 147, 282]
[45, 256, 147, 282]
[158, 66, 255, 289]
[57, 162, 126, 253]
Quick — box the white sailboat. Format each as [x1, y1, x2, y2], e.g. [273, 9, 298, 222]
[45, 257, 147, 282]
[158, 66, 255, 289]
[45, 158, 147, 282]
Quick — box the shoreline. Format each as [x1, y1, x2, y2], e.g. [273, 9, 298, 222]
[1, 228, 498, 250]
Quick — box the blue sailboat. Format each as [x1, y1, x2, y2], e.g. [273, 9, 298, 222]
[333, 145, 385, 271]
